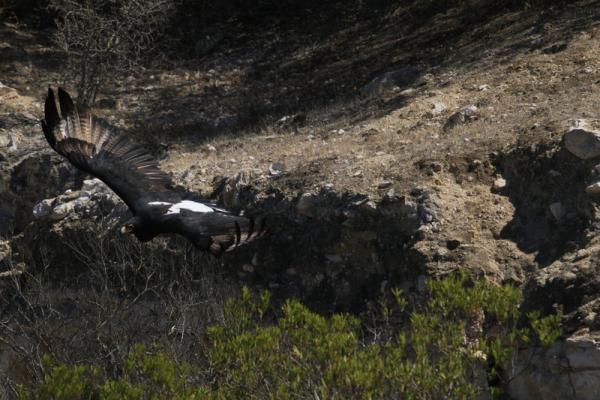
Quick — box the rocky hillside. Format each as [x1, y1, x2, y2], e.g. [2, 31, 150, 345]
[2, 1, 600, 398]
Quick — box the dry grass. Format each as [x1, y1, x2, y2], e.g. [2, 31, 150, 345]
[0, 219, 236, 394]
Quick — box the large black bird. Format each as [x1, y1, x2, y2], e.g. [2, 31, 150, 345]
[41, 88, 265, 255]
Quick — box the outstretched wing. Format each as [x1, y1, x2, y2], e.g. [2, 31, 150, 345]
[41, 88, 175, 213]
[170, 206, 267, 256]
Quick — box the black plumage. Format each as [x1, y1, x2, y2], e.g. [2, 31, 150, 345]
[41, 88, 265, 255]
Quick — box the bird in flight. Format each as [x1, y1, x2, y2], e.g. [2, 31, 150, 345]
[40, 88, 265, 255]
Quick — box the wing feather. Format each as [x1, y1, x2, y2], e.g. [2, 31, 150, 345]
[41, 88, 174, 212]
[174, 210, 267, 256]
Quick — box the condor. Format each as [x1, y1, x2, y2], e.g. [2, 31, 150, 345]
[40, 88, 265, 255]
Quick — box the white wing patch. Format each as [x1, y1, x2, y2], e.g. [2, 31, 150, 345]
[148, 200, 227, 214]
[166, 200, 216, 214]
[148, 201, 172, 206]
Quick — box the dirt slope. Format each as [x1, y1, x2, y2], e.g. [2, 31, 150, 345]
[2, 1, 600, 398]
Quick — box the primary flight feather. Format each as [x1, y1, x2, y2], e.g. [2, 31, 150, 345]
[40, 88, 265, 255]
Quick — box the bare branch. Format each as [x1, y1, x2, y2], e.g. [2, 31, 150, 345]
[49, 0, 176, 105]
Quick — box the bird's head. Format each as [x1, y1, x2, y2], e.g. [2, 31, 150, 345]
[120, 216, 142, 236]
[120, 223, 135, 235]
[120, 216, 157, 242]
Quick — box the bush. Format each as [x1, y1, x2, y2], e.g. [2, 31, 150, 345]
[19, 274, 562, 399]
[49, 0, 176, 105]
[19, 347, 206, 400]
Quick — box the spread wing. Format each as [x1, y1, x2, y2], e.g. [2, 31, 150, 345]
[41, 88, 175, 213]
[174, 209, 267, 256]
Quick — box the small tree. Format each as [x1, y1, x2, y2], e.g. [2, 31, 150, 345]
[50, 0, 176, 105]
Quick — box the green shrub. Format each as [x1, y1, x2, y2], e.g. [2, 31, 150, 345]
[528, 311, 562, 348]
[20, 346, 206, 400]
[19, 273, 562, 400]
[19, 355, 100, 400]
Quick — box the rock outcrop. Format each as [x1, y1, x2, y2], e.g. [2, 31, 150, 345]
[508, 332, 600, 400]
[32, 178, 126, 222]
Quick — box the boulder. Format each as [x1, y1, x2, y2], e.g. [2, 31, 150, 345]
[493, 177, 507, 190]
[586, 182, 600, 194]
[564, 122, 600, 160]
[296, 193, 319, 218]
[269, 162, 286, 177]
[276, 113, 307, 131]
[81, 178, 106, 194]
[32, 199, 53, 219]
[9, 154, 83, 231]
[443, 105, 479, 131]
[32, 179, 124, 222]
[360, 66, 423, 98]
[432, 103, 446, 115]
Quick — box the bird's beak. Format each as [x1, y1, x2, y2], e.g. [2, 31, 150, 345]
[120, 224, 133, 235]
